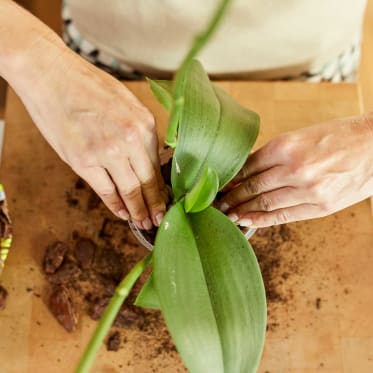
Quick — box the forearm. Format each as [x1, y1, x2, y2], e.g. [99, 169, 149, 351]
[0, 0, 68, 97]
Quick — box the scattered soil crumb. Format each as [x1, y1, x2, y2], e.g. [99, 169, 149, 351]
[87, 190, 101, 210]
[106, 331, 121, 351]
[316, 297, 321, 309]
[75, 178, 86, 190]
[88, 296, 111, 321]
[0, 285, 8, 310]
[65, 191, 79, 207]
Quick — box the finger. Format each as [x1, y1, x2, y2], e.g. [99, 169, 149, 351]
[233, 142, 282, 184]
[146, 132, 169, 205]
[77, 166, 129, 220]
[229, 186, 306, 215]
[231, 203, 322, 228]
[130, 149, 166, 227]
[108, 159, 151, 230]
[142, 122, 169, 213]
[144, 123, 162, 181]
[218, 166, 288, 212]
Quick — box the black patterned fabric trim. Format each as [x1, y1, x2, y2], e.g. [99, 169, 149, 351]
[62, 2, 360, 82]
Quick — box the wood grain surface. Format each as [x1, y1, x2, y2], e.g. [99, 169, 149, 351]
[0, 81, 372, 373]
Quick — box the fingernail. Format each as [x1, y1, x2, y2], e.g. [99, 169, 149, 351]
[228, 213, 239, 223]
[142, 217, 153, 230]
[133, 220, 144, 229]
[239, 218, 253, 227]
[118, 209, 129, 220]
[155, 212, 164, 226]
[220, 202, 230, 213]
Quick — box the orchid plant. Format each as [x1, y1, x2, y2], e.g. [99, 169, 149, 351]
[77, 1, 267, 372]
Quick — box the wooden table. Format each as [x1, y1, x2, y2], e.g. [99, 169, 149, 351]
[0, 82, 372, 373]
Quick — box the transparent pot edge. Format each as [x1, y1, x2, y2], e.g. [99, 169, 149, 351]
[128, 219, 256, 251]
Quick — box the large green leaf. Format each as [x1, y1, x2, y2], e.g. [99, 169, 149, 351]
[171, 60, 260, 199]
[153, 202, 267, 373]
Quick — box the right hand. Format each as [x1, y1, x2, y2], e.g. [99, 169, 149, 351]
[4, 28, 167, 230]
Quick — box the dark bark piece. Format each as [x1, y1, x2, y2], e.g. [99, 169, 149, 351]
[47, 261, 82, 285]
[0, 285, 8, 310]
[49, 285, 78, 332]
[43, 241, 69, 274]
[114, 306, 145, 329]
[74, 238, 96, 269]
[88, 296, 111, 321]
[106, 331, 121, 351]
[93, 249, 125, 282]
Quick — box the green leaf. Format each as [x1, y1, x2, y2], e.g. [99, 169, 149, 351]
[184, 165, 219, 213]
[212, 84, 260, 189]
[153, 203, 267, 373]
[134, 272, 161, 310]
[171, 60, 220, 199]
[147, 78, 173, 112]
[171, 60, 260, 199]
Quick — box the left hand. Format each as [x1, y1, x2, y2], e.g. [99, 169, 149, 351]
[218, 114, 373, 228]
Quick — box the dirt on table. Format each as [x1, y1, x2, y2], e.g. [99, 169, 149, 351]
[0, 285, 7, 310]
[43, 171, 305, 365]
[44, 176, 180, 365]
[250, 224, 304, 332]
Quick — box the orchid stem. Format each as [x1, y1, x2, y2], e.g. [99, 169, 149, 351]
[166, 0, 232, 146]
[75, 253, 153, 373]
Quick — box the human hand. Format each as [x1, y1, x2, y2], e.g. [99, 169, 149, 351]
[43, 53, 168, 229]
[218, 115, 373, 227]
[0, 1, 167, 230]
[6, 37, 166, 230]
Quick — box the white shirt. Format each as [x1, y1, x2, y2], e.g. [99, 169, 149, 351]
[66, 0, 367, 79]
